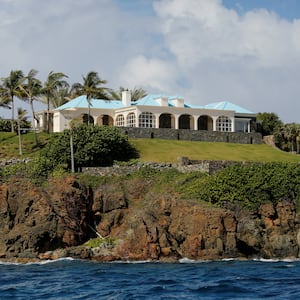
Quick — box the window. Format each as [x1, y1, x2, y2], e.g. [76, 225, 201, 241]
[127, 113, 136, 127]
[216, 116, 232, 132]
[139, 112, 155, 128]
[115, 115, 125, 127]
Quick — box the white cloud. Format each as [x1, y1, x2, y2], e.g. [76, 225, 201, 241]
[120, 55, 177, 92]
[0, 0, 300, 123]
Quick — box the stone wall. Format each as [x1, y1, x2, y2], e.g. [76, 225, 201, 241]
[82, 158, 250, 176]
[119, 127, 262, 144]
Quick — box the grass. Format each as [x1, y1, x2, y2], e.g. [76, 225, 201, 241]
[0, 132, 50, 159]
[1, 132, 299, 163]
[130, 138, 300, 163]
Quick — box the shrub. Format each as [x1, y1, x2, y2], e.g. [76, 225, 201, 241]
[40, 124, 139, 170]
[195, 162, 300, 209]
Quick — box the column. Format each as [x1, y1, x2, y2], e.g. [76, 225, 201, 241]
[231, 117, 235, 132]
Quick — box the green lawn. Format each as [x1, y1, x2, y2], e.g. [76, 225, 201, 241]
[130, 138, 300, 163]
[0, 132, 50, 158]
[1, 132, 299, 163]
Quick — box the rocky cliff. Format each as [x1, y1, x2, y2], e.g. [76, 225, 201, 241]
[1, 176, 300, 262]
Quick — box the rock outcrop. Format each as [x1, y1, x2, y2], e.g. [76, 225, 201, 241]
[1, 176, 300, 262]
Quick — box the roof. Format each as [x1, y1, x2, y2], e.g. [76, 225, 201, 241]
[56, 95, 124, 110]
[56, 95, 254, 115]
[203, 101, 254, 114]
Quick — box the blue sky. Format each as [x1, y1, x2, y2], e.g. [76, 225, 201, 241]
[223, 0, 300, 20]
[0, 0, 300, 123]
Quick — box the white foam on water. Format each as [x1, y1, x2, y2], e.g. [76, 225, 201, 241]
[0, 257, 75, 266]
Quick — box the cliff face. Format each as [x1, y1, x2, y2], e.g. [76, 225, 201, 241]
[0, 176, 300, 261]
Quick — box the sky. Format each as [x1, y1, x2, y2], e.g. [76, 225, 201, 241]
[0, 0, 300, 123]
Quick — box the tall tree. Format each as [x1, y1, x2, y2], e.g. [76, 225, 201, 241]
[108, 87, 147, 102]
[257, 112, 283, 136]
[50, 86, 71, 108]
[71, 71, 108, 125]
[1, 70, 25, 132]
[19, 69, 42, 146]
[42, 71, 69, 133]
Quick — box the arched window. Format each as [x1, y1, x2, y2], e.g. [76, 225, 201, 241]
[139, 112, 155, 128]
[216, 116, 232, 132]
[115, 115, 125, 127]
[127, 113, 136, 127]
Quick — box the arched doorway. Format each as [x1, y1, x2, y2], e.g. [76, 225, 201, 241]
[179, 114, 193, 129]
[72, 114, 94, 126]
[97, 115, 114, 126]
[159, 113, 174, 128]
[198, 115, 213, 131]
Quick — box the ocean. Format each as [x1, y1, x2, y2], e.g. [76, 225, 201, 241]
[0, 258, 299, 299]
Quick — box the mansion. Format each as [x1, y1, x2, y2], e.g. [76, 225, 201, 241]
[36, 91, 257, 133]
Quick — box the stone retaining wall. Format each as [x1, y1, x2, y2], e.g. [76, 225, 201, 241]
[82, 157, 250, 176]
[119, 127, 262, 144]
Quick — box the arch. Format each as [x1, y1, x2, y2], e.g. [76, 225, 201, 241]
[71, 113, 94, 126]
[179, 114, 193, 129]
[127, 113, 136, 127]
[139, 112, 156, 128]
[115, 114, 125, 127]
[159, 113, 175, 128]
[198, 115, 213, 131]
[96, 114, 114, 126]
[216, 116, 232, 132]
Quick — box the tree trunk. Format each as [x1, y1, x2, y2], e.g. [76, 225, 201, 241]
[47, 94, 50, 134]
[30, 99, 39, 146]
[11, 96, 14, 133]
[18, 121, 22, 156]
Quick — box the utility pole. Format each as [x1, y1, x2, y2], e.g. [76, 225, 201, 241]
[70, 128, 75, 173]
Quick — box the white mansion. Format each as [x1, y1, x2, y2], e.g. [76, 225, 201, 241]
[36, 91, 256, 133]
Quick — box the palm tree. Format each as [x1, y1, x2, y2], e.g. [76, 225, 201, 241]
[50, 86, 72, 108]
[1, 70, 25, 132]
[17, 107, 28, 156]
[42, 71, 69, 133]
[19, 69, 42, 146]
[71, 71, 108, 125]
[108, 87, 147, 102]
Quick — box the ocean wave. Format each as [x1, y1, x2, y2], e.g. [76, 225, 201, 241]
[108, 259, 153, 264]
[253, 257, 300, 263]
[179, 257, 209, 263]
[0, 257, 75, 266]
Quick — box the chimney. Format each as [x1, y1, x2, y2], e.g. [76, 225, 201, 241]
[122, 90, 131, 107]
[173, 97, 184, 108]
[158, 97, 168, 106]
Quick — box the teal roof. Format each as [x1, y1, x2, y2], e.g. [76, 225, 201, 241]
[203, 101, 254, 114]
[56, 95, 254, 115]
[56, 95, 124, 110]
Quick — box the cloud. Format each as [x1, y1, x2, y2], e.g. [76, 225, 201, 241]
[0, 0, 300, 122]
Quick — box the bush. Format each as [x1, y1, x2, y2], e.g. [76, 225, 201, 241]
[195, 162, 300, 209]
[0, 118, 31, 133]
[40, 124, 139, 170]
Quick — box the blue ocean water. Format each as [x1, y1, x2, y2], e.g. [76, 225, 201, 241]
[0, 258, 300, 299]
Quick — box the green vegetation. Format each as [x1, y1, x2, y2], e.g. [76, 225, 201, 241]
[83, 237, 115, 248]
[40, 124, 138, 168]
[0, 132, 49, 158]
[178, 163, 300, 210]
[76, 163, 300, 211]
[131, 139, 300, 163]
[1, 133, 300, 163]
